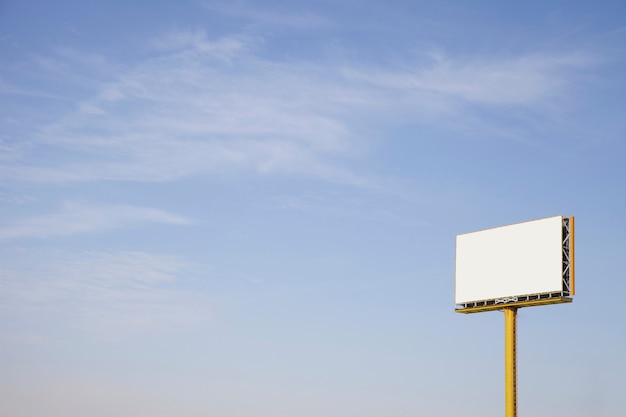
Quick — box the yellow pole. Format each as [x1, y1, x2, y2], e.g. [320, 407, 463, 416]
[504, 307, 518, 417]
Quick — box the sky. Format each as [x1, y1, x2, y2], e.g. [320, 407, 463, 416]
[1, 1, 626, 416]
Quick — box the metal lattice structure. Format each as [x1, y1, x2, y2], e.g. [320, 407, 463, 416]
[562, 216, 574, 296]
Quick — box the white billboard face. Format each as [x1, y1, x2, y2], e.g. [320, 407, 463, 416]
[455, 216, 565, 305]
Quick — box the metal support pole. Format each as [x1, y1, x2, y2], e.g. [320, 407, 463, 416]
[504, 307, 518, 417]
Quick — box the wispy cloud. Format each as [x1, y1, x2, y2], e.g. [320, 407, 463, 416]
[0, 250, 210, 339]
[2, 32, 361, 184]
[0, 191, 36, 204]
[151, 30, 252, 59]
[345, 51, 593, 105]
[0, 30, 595, 186]
[0, 202, 190, 240]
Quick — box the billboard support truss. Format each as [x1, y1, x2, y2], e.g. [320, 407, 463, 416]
[562, 216, 574, 296]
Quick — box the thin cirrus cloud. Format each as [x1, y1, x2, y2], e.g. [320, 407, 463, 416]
[1, 30, 594, 186]
[0, 202, 191, 240]
[343, 51, 593, 105]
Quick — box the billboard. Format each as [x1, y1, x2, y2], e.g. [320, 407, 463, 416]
[455, 216, 574, 311]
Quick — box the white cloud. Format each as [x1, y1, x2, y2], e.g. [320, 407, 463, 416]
[2, 32, 361, 184]
[0, 31, 594, 186]
[0, 202, 190, 240]
[345, 51, 592, 105]
[152, 30, 251, 59]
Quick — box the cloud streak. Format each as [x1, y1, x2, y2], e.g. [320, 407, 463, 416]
[346, 51, 592, 104]
[0, 30, 594, 186]
[0, 202, 190, 240]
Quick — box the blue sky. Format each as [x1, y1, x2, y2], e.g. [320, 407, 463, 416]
[1, 1, 626, 416]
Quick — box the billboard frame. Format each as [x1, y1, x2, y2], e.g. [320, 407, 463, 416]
[455, 216, 575, 314]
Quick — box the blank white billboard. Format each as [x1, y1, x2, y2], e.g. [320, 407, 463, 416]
[455, 216, 564, 305]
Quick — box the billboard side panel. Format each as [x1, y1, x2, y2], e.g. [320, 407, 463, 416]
[570, 216, 575, 296]
[455, 216, 563, 305]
